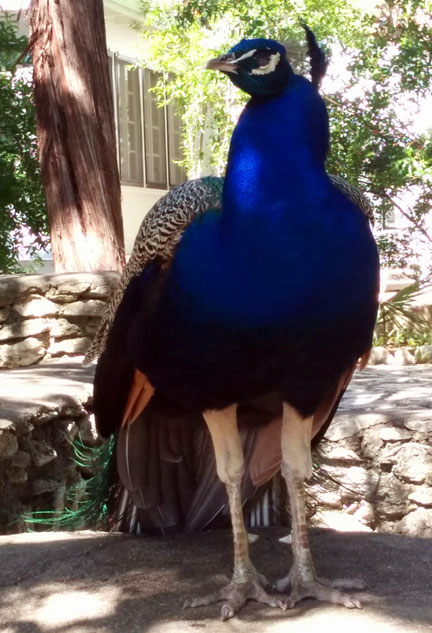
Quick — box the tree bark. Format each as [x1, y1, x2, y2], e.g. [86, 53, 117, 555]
[29, 0, 126, 273]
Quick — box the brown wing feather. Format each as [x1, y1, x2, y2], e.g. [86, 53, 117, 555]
[249, 361, 359, 489]
[116, 396, 200, 533]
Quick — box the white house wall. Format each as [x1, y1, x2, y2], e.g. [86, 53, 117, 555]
[121, 186, 165, 252]
[104, 1, 144, 60]
[104, 1, 168, 257]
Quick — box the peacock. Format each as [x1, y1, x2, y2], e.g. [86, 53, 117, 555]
[89, 30, 379, 620]
[85, 29, 374, 536]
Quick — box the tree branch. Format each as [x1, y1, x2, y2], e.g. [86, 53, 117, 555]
[381, 192, 432, 244]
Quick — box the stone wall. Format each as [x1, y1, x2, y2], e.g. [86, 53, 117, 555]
[0, 361, 95, 533]
[369, 345, 432, 365]
[1, 272, 431, 369]
[0, 272, 120, 368]
[307, 365, 432, 538]
[308, 420, 432, 538]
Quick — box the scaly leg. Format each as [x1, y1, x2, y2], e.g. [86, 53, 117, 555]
[184, 404, 286, 620]
[276, 402, 362, 609]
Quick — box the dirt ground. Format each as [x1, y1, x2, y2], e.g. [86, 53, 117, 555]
[1, 527, 432, 633]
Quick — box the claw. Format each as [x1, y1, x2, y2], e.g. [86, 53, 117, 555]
[221, 603, 235, 621]
[275, 572, 364, 610]
[183, 572, 285, 620]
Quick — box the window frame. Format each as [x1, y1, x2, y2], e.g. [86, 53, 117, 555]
[108, 52, 185, 190]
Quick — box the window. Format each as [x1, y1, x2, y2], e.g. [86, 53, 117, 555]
[143, 68, 167, 187]
[109, 54, 186, 188]
[118, 61, 143, 184]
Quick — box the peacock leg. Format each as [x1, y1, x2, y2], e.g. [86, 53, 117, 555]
[276, 402, 362, 609]
[183, 404, 286, 620]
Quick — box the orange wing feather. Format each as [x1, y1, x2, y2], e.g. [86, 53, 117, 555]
[121, 369, 155, 427]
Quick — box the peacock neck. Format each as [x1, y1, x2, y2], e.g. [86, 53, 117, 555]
[222, 75, 330, 223]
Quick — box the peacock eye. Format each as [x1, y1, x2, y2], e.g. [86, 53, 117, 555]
[254, 50, 271, 66]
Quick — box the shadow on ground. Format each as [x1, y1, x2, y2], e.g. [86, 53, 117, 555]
[1, 528, 431, 633]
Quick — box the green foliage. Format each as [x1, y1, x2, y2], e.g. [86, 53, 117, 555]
[374, 328, 432, 348]
[375, 282, 432, 346]
[137, 0, 363, 175]
[137, 0, 432, 279]
[0, 14, 48, 274]
[325, 1, 432, 278]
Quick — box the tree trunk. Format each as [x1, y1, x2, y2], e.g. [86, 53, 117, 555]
[29, 0, 125, 273]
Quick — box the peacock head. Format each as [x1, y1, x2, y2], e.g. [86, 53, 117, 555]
[206, 38, 293, 97]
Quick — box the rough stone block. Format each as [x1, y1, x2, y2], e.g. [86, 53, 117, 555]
[0, 420, 15, 431]
[352, 499, 375, 526]
[87, 272, 120, 298]
[32, 478, 62, 495]
[5, 466, 28, 484]
[326, 411, 388, 441]
[0, 431, 18, 458]
[12, 275, 52, 296]
[380, 443, 404, 467]
[416, 344, 432, 363]
[408, 488, 432, 508]
[48, 337, 91, 356]
[376, 472, 411, 520]
[62, 300, 106, 317]
[76, 416, 99, 445]
[308, 489, 342, 509]
[392, 443, 432, 484]
[11, 449, 30, 468]
[379, 426, 412, 442]
[14, 296, 59, 318]
[403, 413, 432, 433]
[393, 347, 416, 365]
[29, 439, 57, 468]
[46, 279, 92, 303]
[320, 464, 379, 499]
[0, 308, 9, 323]
[49, 318, 83, 339]
[394, 507, 432, 537]
[81, 318, 103, 336]
[324, 446, 363, 464]
[368, 347, 395, 365]
[0, 277, 20, 307]
[310, 508, 372, 532]
[0, 337, 47, 368]
[0, 318, 50, 342]
[10, 450, 31, 469]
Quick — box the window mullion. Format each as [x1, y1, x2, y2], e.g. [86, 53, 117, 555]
[112, 53, 121, 171]
[163, 78, 170, 188]
[138, 67, 147, 187]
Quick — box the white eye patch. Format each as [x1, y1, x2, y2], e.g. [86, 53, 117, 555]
[233, 48, 257, 63]
[251, 51, 281, 75]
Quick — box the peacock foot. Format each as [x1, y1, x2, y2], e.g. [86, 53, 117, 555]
[184, 570, 287, 620]
[274, 571, 364, 609]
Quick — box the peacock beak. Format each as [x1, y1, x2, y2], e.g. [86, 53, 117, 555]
[206, 53, 238, 74]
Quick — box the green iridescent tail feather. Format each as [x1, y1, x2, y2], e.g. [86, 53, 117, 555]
[22, 434, 117, 532]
